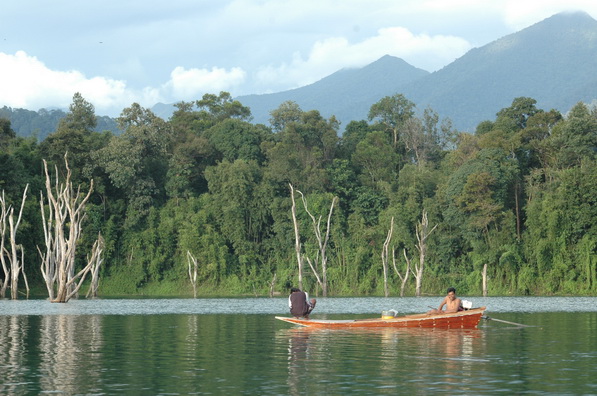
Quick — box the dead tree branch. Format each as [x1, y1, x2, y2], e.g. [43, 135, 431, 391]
[289, 183, 303, 290]
[187, 250, 198, 298]
[381, 217, 394, 297]
[39, 154, 94, 303]
[0, 184, 30, 299]
[86, 233, 104, 298]
[297, 189, 336, 297]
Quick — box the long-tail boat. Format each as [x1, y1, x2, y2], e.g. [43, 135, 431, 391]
[275, 307, 486, 329]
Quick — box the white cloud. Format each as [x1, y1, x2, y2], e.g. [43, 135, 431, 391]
[0, 51, 158, 115]
[162, 66, 247, 100]
[0, 51, 250, 116]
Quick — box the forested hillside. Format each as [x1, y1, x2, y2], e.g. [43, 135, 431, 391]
[1, 91, 595, 298]
[0, 105, 120, 140]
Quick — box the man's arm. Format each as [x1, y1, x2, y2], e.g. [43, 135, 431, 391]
[437, 296, 448, 311]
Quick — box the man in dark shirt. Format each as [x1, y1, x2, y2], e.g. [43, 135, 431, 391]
[288, 287, 316, 319]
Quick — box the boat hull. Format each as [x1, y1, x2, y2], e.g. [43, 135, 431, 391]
[276, 307, 486, 329]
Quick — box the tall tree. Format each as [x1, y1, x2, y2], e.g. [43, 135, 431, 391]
[368, 94, 416, 149]
[39, 93, 98, 180]
[95, 104, 172, 228]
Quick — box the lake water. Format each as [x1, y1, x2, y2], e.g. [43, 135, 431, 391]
[0, 297, 595, 395]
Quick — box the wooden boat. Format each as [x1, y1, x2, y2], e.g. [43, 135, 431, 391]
[275, 307, 486, 329]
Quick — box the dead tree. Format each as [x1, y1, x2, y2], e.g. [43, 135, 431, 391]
[38, 155, 94, 303]
[381, 217, 394, 297]
[86, 233, 104, 298]
[289, 184, 304, 290]
[411, 209, 438, 297]
[297, 189, 336, 297]
[393, 249, 410, 297]
[482, 263, 488, 297]
[0, 185, 30, 299]
[186, 250, 198, 298]
[268, 273, 277, 297]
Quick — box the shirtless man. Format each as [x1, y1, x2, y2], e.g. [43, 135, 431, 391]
[428, 287, 462, 314]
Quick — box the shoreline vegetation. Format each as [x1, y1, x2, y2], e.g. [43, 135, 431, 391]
[1, 92, 596, 300]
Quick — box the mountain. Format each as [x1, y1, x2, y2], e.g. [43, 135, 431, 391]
[7, 12, 597, 137]
[230, 11, 597, 132]
[236, 55, 429, 125]
[399, 11, 597, 131]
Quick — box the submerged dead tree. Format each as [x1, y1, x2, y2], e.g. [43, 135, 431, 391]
[297, 189, 336, 297]
[85, 233, 104, 298]
[393, 249, 410, 297]
[411, 209, 438, 297]
[186, 250, 198, 298]
[289, 184, 304, 291]
[38, 155, 95, 303]
[0, 185, 30, 299]
[381, 217, 394, 297]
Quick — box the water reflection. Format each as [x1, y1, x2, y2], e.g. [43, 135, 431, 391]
[38, 315, 103, 394]
[284, 328, 312, 395]
[0, 316, 29, 394]
[276, 326, 488, 394]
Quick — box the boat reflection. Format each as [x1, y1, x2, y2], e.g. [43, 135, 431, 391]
[278, 325, 487, 394]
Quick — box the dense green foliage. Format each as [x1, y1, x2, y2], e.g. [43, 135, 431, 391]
[1, 92, 595, 297]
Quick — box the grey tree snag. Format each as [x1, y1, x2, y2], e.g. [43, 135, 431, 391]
[187, 250, 198, 298]
[411, 209, 438, 297]
[0, 184, 30, 299]
[289, 184, 303, 290]
[86, 233, 104, 298]
[297, 189, 336, 297]
[381, 217, 394, 297]
[394, 249, 410, 297]
[39, 155, 95, 303]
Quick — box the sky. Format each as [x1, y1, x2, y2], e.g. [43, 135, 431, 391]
[1, 0, 597, 117]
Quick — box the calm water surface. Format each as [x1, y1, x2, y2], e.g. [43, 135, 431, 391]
[0, 297, 595, 395]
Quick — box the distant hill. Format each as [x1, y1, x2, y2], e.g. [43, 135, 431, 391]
[0, 106, 120, 140]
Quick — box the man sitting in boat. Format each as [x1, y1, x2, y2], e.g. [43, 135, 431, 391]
[427, 287, 463, 314]
[289, 287, 317, 319]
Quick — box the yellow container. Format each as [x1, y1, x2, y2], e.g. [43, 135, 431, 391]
[381, 310, 397, 319]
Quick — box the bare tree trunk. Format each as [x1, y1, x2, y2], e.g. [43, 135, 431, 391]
[0, 190, 10, 298]
[186, 250, 198, 298]
[381, 217, 394, 297]
[482, 263, 488, 297]
[410, 209, 438, 297]
[393, 249, 410, 297]
[0, 185, 29, 299]
[39, 155, 94, 303]
[289, 184, 303, 290]
[86, 234, 104, 299]
[269, 273, 277, 297]
[297, 189, 336, 297]
[304, 256, 324, 290]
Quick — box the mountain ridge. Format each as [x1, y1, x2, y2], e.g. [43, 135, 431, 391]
[5, 11, 597, 136]
[229, 10, 597, 132]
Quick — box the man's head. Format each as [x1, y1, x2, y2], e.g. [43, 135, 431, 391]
[290, 287, 300, 293]
[447, 287, 456, 299]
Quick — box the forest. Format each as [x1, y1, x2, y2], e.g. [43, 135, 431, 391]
[0, 91, 595, 298]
